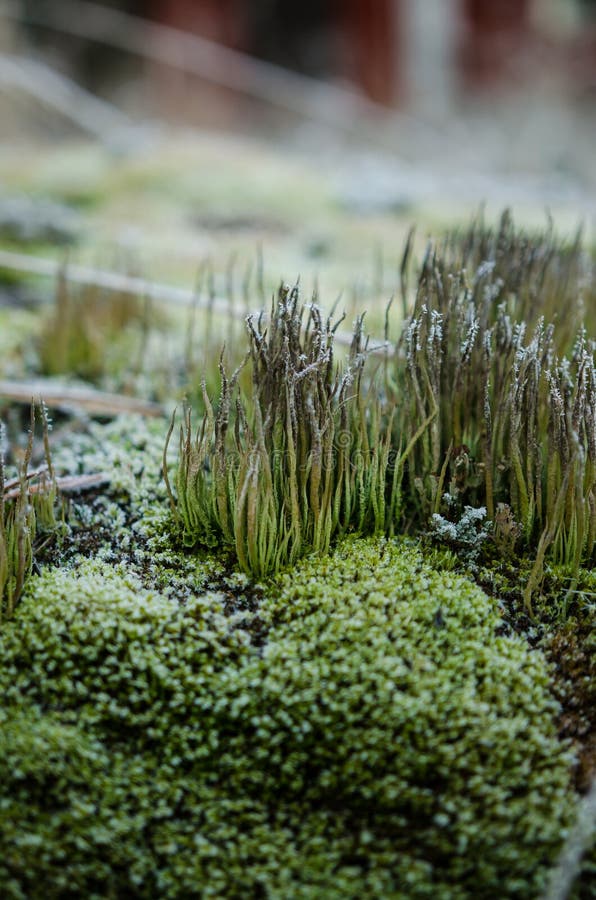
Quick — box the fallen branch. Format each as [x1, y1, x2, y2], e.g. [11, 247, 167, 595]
[0, 0, 439, 151]
[3, 471, 111, 501]
[0, 378, 165, 417]
[0, 249, 393, 356]
[0, 52, 144, 147]
[0, 248, 243, 315]
[1, 465, 49, 494]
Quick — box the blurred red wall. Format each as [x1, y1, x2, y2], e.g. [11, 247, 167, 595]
[149, 0, 596, 105]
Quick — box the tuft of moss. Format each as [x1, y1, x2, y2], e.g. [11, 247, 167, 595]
[165, 214, 596, 612]
[395, 213, 596, 611]
[1, 403, 59, 620]
[37, 271, 150, 384]
[166, 284, 407, 577]
[0, 538, 575, 898]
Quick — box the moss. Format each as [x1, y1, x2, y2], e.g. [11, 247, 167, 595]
[0, 536, 575, 898]
[240, 537, 575, 895]
[0, 561, 251, 741]
[44, 415, 228, 597]
[36, 274, 150, 384]
[0, 308, 39, 375]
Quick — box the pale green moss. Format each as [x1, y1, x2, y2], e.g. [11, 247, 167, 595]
[48, 415, 227, 594]
[0, 537, 575, 898]
[0, 308, 39, 375]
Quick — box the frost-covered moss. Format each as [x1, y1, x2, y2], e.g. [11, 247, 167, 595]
[0, 538, 575, 898]
[0, 562, 251, 741]
[46, 415, 228, 596]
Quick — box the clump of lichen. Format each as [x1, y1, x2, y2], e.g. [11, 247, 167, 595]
[0, 537, 574, 898]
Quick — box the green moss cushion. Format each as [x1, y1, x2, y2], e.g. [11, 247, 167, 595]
[0, 538, 574, 898]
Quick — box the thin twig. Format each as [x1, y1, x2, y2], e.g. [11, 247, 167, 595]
[0, 52, 143, 146]
[2, 471, 111, 501]
[2, 465, 48, 494]
[0, 378, 165, 417]
[0, 249, 394, 355]
[0, 248, 256, 315]
[0, 0, 441, 150]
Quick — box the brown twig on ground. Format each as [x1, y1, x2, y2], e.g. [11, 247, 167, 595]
[0, 249, 392, 355]
[0, 0, 440, 153]
[0, 378, 165, 417]
[2, 471, 111, 501]
[0, 52, 142, 146]
[1, 465, 49, 495]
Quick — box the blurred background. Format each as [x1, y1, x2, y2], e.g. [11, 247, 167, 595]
[1, 0, 596, 302]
